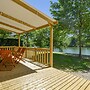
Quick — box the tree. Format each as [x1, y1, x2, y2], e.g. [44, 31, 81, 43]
[50, 0, 90, 58]
[20, 33, 31, 47]
[30, 28, 50, 48]
[20, 28, 50, 48]
[0, 29, 11, 39]
[0, 29, 11, 45]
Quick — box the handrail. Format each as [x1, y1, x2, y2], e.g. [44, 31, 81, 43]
[23, 47, 50, 50]
[0, 46, 16, 50]
[0, 46, 50, 66]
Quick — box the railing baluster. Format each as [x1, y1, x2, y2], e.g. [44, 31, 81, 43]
[40, 50, 41, 63]
[43, 51, 44, 64]
[41, 50, 43, 63]
[38, 50, 39, 62]
[47, 51, 49, 65]
[37, 50, 39, 62]
[44, 51, 46, 64]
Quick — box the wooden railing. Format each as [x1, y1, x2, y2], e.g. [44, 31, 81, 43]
[25, 47, 50, 66]
[0, 46, 50, 66]
[0, 46, 16, 50]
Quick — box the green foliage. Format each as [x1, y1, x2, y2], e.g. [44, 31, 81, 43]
[0, 38, 23, 46]
[0, 29, 11, 38]
[50, 0, 90, 56]
[0, 29, 23, 46]
[20, 28, 50, 48]
[30, 28, 50, 48]
[20, 33, 31, 47]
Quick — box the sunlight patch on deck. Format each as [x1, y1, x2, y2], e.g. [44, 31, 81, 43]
[19, 60, 41, 70]
[20, 58, 48, 70]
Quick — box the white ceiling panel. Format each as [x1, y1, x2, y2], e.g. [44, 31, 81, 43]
[0, 0, 57, 33]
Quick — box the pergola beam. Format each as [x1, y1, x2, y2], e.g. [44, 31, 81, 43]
[0, 12, 36, 29]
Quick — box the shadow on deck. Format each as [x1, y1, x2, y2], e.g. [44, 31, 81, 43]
[0, 58, 48, 82]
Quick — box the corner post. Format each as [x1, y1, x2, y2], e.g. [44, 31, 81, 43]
[50, 25, 53, 67]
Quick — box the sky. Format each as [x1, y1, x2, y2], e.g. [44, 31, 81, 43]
[25, 0, 57, 17]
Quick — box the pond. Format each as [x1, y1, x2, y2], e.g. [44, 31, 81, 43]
[54, 47, 90, 55]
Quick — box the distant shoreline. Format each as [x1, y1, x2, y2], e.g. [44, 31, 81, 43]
[54, 52, 90, 59]
[65, 53, 90, 59]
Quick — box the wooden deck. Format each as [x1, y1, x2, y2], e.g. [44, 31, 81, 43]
[0, 61, 90, 90]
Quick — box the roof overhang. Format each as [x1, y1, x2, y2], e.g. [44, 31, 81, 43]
[0, 0, 57, 34]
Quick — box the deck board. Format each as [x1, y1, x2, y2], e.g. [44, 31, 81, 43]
[79, 81, 90, 90]
[86, 84, 90, 90]
[0, 67, 90, 90]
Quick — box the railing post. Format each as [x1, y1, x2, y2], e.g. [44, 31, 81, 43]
[25, 48, 27, 58]
[35, 48, 37, 61]
[50, 25, 53, 67]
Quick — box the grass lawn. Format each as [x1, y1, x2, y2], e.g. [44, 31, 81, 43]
[53, 53, 90, 72]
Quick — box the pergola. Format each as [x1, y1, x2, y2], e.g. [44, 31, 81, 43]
[0, 0, 57, 67]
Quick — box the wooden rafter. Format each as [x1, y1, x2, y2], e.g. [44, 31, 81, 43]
[0, 22, 25, 32]
[0, 12, 36, 29]
[12, 0, 58, 25]
[20, 24, 49, 34]
[0, 27, 19, 34]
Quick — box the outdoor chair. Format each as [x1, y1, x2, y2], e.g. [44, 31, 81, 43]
[0, 50, 15, 68]
[12, 48, 22, 62]
[0, 50, 6, 60]
[12, 47, 22, 56]
[13, 48, 26, 63]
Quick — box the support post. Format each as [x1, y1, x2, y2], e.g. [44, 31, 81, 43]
[18, 34, 20, 47]
[50, 25, 53, 67]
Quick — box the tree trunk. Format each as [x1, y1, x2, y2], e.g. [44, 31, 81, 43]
[78, 10, 83, 59]
[78, 2, 83, 59]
